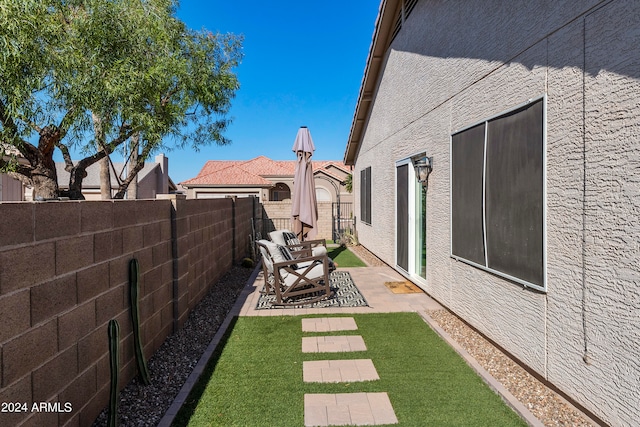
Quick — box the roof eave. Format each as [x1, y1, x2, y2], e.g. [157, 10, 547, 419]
[344, 0, 400, 166]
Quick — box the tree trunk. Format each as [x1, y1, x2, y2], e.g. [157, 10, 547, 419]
[67, 166, 87, 200]
[100, 156, 112, 199]
[128, 133, 139, 199]
[31, 163, 58, 200]
[92, 112, 112, 200]
[31, 126, 60, 200]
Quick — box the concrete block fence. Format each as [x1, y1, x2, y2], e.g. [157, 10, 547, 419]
[262, 201, 334, 240]
[0, 196, 258, 426]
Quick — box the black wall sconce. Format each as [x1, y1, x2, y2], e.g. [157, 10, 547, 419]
[412, 155, 433, 187]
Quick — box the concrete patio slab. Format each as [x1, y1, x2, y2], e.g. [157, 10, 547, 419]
[302, 335, 367, 353]
[304, 392, 398, 426]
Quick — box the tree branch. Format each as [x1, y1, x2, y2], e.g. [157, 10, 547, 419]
[56, 142, 75, 171]
[0, 157, 33, 181]
[0, 99, 41, 164]
[161, 85, 179, 107]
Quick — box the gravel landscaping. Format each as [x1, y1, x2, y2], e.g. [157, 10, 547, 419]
[92, 265, 254, 427]
[427, 309, 596, 427]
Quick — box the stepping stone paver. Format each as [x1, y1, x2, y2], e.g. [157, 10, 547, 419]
[302, 317, 358, 332]
[304, 392, 398, 426]
[302, 317, 397, 426]
[303, 359, 379, 383]
[302, 335, 367, 353]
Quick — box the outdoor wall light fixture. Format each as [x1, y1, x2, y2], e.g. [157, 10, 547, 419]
[412, 156, 433, 187]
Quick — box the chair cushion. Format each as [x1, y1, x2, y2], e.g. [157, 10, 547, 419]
[311, 246, 327, 257]
[257, 240, 275, 284]
[269, 229, 305, 251]
[283, 262, 326, 288]
[260, 240, 298, 279]
[268, 230, 287, 246]
[276, 244, 298, 269]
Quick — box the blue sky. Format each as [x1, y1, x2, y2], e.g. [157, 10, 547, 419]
[168, 0, 380, 182]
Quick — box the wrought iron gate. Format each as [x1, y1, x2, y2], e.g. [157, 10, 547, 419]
[332, 202, 353, 242]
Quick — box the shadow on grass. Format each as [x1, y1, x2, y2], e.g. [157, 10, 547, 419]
[327, 245, 367, 267]
[171, 316, 239, 427]
[326, 245, 348, 258]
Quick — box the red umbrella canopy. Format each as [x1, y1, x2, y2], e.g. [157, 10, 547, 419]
[291, 126, 318, 241]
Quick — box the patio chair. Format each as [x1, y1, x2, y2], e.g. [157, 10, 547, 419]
[269, 229, 336, 271]
[257, 239, 332, 305]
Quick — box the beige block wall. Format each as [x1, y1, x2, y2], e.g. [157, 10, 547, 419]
[262, 201, 334, 241]
[353, 1, 639, 425]
[0, 197, 255, 426]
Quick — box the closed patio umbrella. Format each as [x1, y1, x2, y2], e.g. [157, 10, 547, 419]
[291, 126, 318, 241]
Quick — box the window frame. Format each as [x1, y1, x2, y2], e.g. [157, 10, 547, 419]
[360, 166, 372, 225]
[449, 96, 547, 292]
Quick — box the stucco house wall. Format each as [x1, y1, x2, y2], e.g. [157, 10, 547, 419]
[350, 0, 639, 425]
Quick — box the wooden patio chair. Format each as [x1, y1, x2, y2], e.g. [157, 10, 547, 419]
[257, 239, 332, 306]
[268, 229, 336, 271]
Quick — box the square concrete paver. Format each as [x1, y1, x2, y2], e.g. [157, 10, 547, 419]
[302, 335, 367, 353]
[302, 317, 358, 332]
[303, 359, 380, 383]
[304, 392, 398, 426]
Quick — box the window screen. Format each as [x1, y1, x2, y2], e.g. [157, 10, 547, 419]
[451, 98, 545, 290]
[485, 101, 544, 286]
[451, 123, 486, 266]
[360, 167, 372, 224]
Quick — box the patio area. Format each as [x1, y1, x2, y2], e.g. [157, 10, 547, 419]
[160, 258, 547, 427]
[239, 266, 443, 316]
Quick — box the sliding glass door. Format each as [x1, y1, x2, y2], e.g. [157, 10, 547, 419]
[396, 158, 427, 281]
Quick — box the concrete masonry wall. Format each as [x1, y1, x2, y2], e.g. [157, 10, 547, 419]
[0, 197, 255, 426]
[262, 201, 334, 241]
[353, 0, 639, 425]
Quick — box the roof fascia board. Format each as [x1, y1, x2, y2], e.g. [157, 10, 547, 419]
[344, 0, 400, 165]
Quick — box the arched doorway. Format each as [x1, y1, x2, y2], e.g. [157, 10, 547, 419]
[269, 182, 291, 201]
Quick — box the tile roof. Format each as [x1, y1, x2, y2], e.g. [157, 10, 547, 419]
[182, 163, 272, 186]
[182, 156, 349, 186]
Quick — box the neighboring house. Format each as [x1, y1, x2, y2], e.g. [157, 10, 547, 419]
[1, 150, 29, 201]
[56, 154, 177, 200]
[345, 0, 639, 425]
[0, 173, 24, 201]
[181, 155, 352, 204]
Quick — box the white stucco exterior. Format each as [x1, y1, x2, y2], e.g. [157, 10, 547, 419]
[348, 1, 640, 425]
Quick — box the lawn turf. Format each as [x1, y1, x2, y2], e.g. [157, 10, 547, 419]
[174, 313, 527, 427]
[327, 245, 367, 267]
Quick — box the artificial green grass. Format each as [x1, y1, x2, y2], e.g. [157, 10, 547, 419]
[173, 313, 527, 427]
[327, 245, 367, 267]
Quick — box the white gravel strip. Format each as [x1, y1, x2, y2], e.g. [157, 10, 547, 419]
[427, 309, 599, 427]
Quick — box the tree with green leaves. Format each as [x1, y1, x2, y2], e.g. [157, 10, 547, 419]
[0, 0, 242, 200]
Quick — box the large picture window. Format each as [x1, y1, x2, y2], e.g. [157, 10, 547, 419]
[360, 166, 372, 224]
[451, 97, 545, 291]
